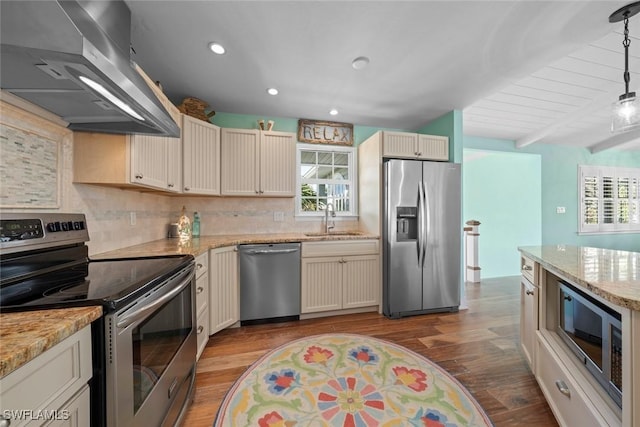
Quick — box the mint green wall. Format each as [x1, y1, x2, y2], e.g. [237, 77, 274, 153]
[464, 136, 640, 253]
[463, 149, 542, 278]
[417, 111, 463, 163]
[210, 112, 399, 146]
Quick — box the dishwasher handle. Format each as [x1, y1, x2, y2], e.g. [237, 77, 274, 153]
[243, 248, 299, 255]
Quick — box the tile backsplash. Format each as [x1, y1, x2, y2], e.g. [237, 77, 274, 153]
[1, 101, 358, 256]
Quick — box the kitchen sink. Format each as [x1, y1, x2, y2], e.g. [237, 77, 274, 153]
[304, 231, 364, 237]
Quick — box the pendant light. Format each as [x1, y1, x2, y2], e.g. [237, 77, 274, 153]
[610, 1, 640, 132]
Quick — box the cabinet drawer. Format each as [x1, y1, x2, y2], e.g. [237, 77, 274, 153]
[195, 252, 209, 279]
[196, 306, 209, 360]
[535, 336, 609, 427]
[0, 326, 92, 426]
[302, 239, 379, 257]
[521, 255, 537, 285]
[195, 273, 208, 314]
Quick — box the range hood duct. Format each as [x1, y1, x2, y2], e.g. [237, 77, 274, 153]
[0, 0, 180, 137]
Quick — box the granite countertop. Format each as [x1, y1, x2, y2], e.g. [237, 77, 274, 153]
[92, 231, 379, 259]
[519, 245, 640, 311]
[0, 306, 103, 378]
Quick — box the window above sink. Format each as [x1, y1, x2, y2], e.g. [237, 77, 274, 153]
[296, 143, 357, 218]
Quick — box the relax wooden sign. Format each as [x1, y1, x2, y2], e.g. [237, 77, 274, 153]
[297, 119, 353, 146]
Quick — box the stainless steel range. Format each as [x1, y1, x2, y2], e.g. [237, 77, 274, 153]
[0, 213, 196, 427]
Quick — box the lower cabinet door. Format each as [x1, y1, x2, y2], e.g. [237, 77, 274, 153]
[520, 276, 538, 371]
[342, 255, 380, 309]
[301, 257, 342, 313]
[209, 246, 239, 334]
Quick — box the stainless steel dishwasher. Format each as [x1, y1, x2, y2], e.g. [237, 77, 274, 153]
[239, 243, 301, 324]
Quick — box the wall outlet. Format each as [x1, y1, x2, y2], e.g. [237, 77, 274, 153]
[130, 211, 137, 226]
[273, 211, 284, 222]
[556, 206, 566, 214]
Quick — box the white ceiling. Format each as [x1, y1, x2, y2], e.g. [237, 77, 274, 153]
[125, 0, 640, 152]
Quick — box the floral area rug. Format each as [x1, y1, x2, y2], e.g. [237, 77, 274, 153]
[214, 333, 493, 427]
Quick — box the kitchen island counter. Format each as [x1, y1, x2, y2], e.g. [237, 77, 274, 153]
[92, 231, 379, 259]
[519, 245, 640, 311]
[0, 306, 102, 378]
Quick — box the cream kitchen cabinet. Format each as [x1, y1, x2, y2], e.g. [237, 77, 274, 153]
[73, 131, 182, 193]
[220, 128, 296, 197]
[209, 246, 239, 334]
[381, 131, 449, 161]
[194, 252, 210, 360]
[301, 240, 380, 315]
[182, 115, 221, 195]
[520, 254, 539, 372]
[0, 326, 92, 427]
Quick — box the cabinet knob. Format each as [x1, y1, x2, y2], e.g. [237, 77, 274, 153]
[184, 186, 190, 191]
[564, 295, 572, 302]
[168, 183, 174, 188]
[255, 190, 259, 194]
[197, 263, 203, 270]
[522, 265, 533, 271]
[197, 325, 204, 334]
[555, 380, 571, 398]
[525, 290, 534, 296]
[135, 173, 143, 180]
[197, 286, 204, 294]
[417, 152, 422, 156]
[259, 190, 264, 194]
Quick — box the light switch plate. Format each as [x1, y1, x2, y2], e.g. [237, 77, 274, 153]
[556, 207, 566, 214]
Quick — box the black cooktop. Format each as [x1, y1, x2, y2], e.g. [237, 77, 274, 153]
[0, 255, 193, 312]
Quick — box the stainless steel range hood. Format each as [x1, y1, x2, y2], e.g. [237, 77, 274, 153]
[0, 0, 180, 137]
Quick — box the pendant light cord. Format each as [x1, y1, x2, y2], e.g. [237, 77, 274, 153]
[624, 14, 632, 97]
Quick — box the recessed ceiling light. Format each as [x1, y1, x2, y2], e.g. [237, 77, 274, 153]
[208, 42, 226, 55]
[329, 109, 339, 116]
[267, 88, 279, 96]
[352, 56, 370, 70]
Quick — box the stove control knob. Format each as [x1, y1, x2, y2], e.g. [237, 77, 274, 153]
[73, 221, 81, 230]
[47, 222, 62, 232]
[79, 221, 85, 230]
[61, 222, 69, 231]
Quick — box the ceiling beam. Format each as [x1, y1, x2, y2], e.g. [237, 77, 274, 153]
[589, 127, 640, 153]
[515, 91, 614, 149]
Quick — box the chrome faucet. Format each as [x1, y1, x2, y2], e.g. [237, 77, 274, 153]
[325, 203, 336, 234]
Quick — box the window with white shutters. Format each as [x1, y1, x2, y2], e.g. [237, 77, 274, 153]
[579, 165, 640, 234]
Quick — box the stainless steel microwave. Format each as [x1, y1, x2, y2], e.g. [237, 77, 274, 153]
[557, 281, 622, 408]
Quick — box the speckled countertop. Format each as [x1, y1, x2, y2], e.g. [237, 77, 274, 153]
[0, 306, 102, 378]
[92, 231, 379, 259]
[519, 245, 640, 311]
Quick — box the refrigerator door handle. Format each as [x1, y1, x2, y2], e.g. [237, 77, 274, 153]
[422, 181, 429, 268]
[417, 182, 426, 268]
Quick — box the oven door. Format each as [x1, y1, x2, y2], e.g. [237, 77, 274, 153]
[105, 264, 196, 427]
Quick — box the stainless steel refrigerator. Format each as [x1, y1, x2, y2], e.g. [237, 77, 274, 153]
[383, 159, 461, 318]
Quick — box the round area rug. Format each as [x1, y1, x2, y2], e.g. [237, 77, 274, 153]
[214, 333, 493, 426]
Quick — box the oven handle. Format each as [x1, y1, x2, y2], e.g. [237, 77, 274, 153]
[116, 273, 192, 329]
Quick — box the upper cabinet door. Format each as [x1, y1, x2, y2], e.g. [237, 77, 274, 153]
[220, 128, 260, 195]
[381, 131, 418, 158]
[259, 131, 296, 196]
[182, 115, 221, 195]
[130, 133, 169, 190]
[417, 134, 448, 161]
[166, 135, 182, 193]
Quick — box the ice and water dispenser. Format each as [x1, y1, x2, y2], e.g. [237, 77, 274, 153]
[396, 206, 417, 241]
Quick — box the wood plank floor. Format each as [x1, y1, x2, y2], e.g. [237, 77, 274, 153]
[182, 276, 558, 426]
